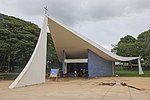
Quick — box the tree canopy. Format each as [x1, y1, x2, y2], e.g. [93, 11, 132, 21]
[113, 30, 150, 67]
[137, 30, 150, 66]
[114, 35, 139, 57]
[0, 13, 58, 73]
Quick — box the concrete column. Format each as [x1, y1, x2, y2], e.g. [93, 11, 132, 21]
[112, 61, 115, 76]
[138, 57, 144, 75]
[62, 50, 67, 74]
[64, 63, 67, 74]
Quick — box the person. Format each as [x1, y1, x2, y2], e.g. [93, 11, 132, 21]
[74, 69, 77, 77]
[83, 69, 85, 77]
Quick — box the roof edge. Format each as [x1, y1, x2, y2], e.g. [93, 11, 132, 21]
[47, 15, 139, 61]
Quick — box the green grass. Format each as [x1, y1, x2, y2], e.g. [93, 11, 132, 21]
[116, 70, 150, 77]
[0, 72, 19, 76]
[0, 70, 150, 79]
[0, 73, 19, 79]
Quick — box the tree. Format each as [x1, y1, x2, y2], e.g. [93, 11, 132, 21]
[114, 35, 139, 57]
[137, 30, 150, 66]
[113, 30, 150, 67]
[112, 35, 140, 69]
[0, 13, 59, 73]
[47, 33, 60, 71]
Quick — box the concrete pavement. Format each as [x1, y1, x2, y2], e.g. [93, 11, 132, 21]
[0, 77, 150, 100]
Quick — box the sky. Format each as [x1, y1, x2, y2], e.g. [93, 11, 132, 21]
[0, 0, 150, 50]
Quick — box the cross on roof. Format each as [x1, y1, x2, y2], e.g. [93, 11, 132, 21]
[44, 6, 48, 14]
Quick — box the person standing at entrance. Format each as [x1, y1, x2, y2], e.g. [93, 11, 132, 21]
[74, 67, 77, 77]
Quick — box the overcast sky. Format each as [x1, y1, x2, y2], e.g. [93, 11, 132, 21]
[0, 0, 150, 50]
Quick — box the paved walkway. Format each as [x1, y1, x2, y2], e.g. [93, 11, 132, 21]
[0, 77, 150, 100]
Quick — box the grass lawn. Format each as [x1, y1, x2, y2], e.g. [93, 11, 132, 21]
[115, 70, 150, 77]
[0, 73, 19, 76]
[0, 73, 19, 79]
[0, 70, 150, 79]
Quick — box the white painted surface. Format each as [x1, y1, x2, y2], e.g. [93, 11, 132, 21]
[138, 58, 144, 75]
[9, 16, 48, 88]
[64, 59, 88, 63]
[47, 16, 144, 75]
[48, 16, 139, 62]
[9, 15, 144, 89]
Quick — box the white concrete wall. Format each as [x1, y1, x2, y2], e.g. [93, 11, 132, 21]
[9, 16, 48, 88]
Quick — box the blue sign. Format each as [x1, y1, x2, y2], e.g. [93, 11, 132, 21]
[50, 69, 59, 77]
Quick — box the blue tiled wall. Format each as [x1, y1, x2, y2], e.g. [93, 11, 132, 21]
[88, 50, 113, 78]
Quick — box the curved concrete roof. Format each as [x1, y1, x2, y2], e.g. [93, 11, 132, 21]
[47, 16, 139, 62]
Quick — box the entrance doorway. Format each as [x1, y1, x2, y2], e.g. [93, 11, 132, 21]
[67, 63, 88, 77]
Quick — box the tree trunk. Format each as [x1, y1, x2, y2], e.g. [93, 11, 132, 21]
[7, 54, 10, 73]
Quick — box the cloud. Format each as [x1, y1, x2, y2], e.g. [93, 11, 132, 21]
[0, 0, 150, 50]
[14, 0, 150, 26]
